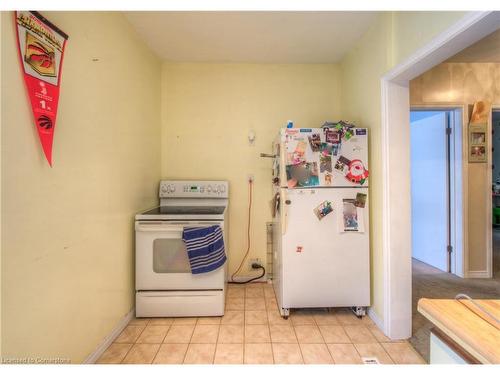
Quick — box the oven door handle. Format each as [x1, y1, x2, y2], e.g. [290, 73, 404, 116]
[135, 222, 184, 232]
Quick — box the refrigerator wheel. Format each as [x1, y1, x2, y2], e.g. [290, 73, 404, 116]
[280, 308, 290, 319]
[351, 306, 367, 318]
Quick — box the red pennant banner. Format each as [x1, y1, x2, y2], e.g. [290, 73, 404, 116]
[14, 11, 68, 167]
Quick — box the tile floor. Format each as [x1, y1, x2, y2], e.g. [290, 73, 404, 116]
[97, 282, 425, 364]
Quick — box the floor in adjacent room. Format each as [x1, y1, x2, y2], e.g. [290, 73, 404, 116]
[411, 233, 500, 362]
[97, 282, 424, 364]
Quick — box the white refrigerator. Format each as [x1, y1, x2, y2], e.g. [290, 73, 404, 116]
[271, 127, 370, 318]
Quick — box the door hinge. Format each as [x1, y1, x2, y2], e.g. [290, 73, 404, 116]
[446, 128, 452, 135]
[447, 245, 453, 253]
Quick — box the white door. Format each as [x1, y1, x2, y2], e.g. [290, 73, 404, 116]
[135, 221, 225, 290]
[410, 111, 449, 272]
[280, 187, 370, 308]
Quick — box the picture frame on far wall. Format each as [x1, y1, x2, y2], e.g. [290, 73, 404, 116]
[469, 124, 487, 163]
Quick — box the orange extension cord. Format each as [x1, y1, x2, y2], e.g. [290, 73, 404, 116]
[230, 179, 253, 282]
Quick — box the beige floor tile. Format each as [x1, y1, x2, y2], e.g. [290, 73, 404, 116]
[368, 326, 392, 343]
[382, 342, 426, 364]
[244, 343, 274, 364]
[214, 343, 244, 364]
[148, 318, 174, 325]
[227, 288, 245, 298]
[327, 343, 363, 364]
[122, 343, 160, 364]
[294, 325, 324, 343]
[265, 298, 278, 310]
[245, 310, 268, 325]
[227, 283, 246, 289]
[114, 325, 145, 344]
[183, 343, 216, 364]
[313, 312, 340, 325]
[245, 324, 271, 343]
[300, 343, 334, 364]
[136, 325, 170, 344]
[343, 325, 377, 343]
[190, 324, 220, 343]
[267, 310, 291, 325]
[354, 343, 394, 364]
[334, 309, 364, 325]
[319, 325, 351, 344]
[360, 315, 376, 327]
[246, 282, 265, 288]
[172, 317, 198, 325]
[290, 311, 316, 325]
[163, 325, 195, 343]
[246, 288, 264, 298]
[272, 343, 303, 364]
[96, 343, 132, 364]
[197, 316, 222, 325]
[245, 298, 266, 311]
[153, 343, 188, 364]
[264, 288, 276, 299]
[128, 318, 150, 326]
[218, 325, 244, 343]
[221, 310, 244, 325]
[225, 298, 245, 311]
[270, 325, 298, 343]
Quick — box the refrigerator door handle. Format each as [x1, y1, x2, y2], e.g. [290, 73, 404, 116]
[281, 189, 288, 235]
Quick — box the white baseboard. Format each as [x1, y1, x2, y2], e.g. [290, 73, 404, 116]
[367, 307, 384, 331]
[466, 270, 490, 278]
[83, 308, 135, 364]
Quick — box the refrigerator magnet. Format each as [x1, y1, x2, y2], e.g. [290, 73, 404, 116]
[313, 200, 333, 220]
[355, 193, 367, 208]
[296, 246, 303, 253]
[308, 134, 321, 152]
[345, 159, 369, 185]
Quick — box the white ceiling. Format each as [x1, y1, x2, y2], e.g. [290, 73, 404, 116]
[125, 12, 378, 63]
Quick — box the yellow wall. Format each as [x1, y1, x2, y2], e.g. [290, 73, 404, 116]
[161, 63, 342, 277]
[340, 11, 469, 319]
[411, 62, 500, 273]
[1, 12, 161, 363]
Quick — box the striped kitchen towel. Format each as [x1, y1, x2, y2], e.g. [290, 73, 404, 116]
[182, 225, 226, 274]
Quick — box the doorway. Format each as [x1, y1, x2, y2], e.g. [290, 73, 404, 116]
[410, 109, 463, 275]
[491, 109, 500, 279]
[380, 11, 500, 341]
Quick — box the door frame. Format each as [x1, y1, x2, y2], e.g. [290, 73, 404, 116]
[410, 105, 466, 277]
[380, 11, 500, 339]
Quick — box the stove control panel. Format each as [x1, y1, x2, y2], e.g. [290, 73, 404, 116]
[159, 180, 229, 198]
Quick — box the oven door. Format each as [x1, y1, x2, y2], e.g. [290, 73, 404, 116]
[135, 221, 226, 291]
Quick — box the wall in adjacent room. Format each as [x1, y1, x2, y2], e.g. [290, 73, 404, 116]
[411, 62, 500, 273]
[161, 63, 342, 278]
[340, 11, 469, 321]
[1, 12, 161, 362]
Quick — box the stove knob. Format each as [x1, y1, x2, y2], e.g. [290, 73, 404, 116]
[200, 186, 205, 193]
[220, 185, 226, 193]
[161, 185, 168, 193]
[170, 185, 176, 192]
[207, 185, 212, 193]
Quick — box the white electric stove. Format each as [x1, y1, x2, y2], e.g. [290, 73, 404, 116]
[135, 180, 229, 317]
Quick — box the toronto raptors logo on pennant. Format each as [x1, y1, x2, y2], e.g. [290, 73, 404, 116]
[14, 11, 68, 166]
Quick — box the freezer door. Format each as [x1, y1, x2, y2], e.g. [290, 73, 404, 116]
[281, 187, 370, 308]
[280, 128, 369, 188]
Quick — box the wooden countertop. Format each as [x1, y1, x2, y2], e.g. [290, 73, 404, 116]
[418, 298, 500, 364]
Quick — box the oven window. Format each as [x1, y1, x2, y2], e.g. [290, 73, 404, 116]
[152, 238, 191, 273]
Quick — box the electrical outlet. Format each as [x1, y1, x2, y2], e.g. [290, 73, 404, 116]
[248, 174, 254, 182]
[248, 257, 262, 271]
